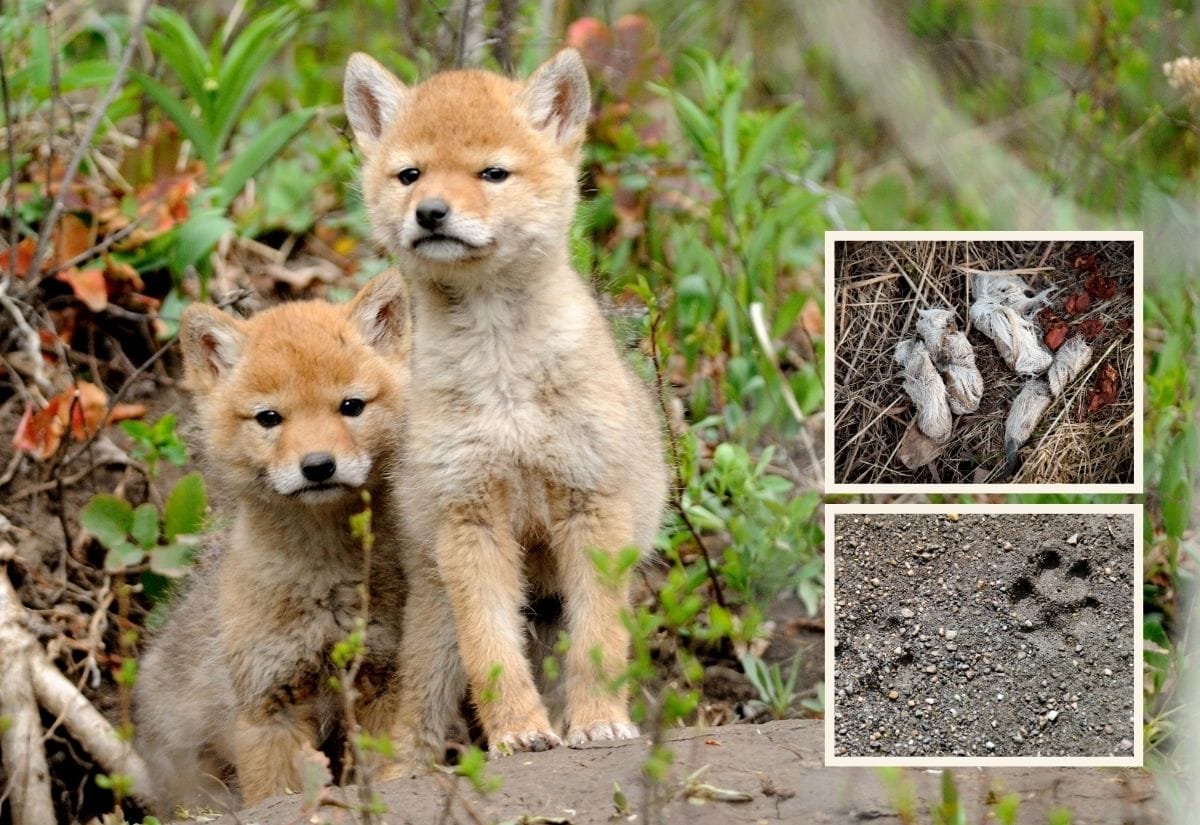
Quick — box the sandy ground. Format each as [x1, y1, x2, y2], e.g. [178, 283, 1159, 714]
[832, 512, 1135, 758]
[202, 719, 1163, 824]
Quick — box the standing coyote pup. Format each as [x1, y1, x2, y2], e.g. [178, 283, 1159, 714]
[344, 49, 667, 760]
[134, 273, 410, 811]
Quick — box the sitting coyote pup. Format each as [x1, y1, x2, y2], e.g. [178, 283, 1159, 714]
[134, 274, 410, 811]
[343, 49, 667, 763]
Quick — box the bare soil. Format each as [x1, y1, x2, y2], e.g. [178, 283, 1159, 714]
[216, 720, 1162, 824]
[832, 512, 1136, 758]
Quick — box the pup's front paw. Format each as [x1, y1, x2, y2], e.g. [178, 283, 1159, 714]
[565, 721, 640, 747]
[487, 728, 564, 758]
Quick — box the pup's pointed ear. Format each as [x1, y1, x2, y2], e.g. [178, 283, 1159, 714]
[181, 304, 246, 391]
[344, 53, 410, 154]
[519, 48, 591, 151]
[349, 269, 410, 357]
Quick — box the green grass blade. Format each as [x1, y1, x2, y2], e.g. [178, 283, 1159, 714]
[213, 107, 316, 209]
[146, 7, 212, 111]
[211, 6, 299, 153]
[135, 72, 216, 167]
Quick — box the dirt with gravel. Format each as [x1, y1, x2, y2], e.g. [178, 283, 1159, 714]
[212, 720, 1161, 825]
[832, 511, 1135, 758]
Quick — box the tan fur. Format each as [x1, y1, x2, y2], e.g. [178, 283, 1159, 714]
[134, 273, 411, 813]
[344, 50, 667, 764]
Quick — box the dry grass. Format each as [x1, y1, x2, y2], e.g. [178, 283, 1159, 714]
[832, 239, 1136, 485]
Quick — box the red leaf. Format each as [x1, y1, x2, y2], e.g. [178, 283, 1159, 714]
[1044, 322, 1070, 351]
[10, 382, 138, 460]
[1117, 317, 1133, 332]
[1079, 318, 1105, 340]
[1063, 290, 1091, 315]
[1087, 362, 1120, 414]
[1071, 253, 1099, 273]
[1084, 273, 1117, 300]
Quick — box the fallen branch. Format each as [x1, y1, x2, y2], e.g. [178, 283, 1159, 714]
[0, 559, 55, 825]
[0, 554, 154, 818]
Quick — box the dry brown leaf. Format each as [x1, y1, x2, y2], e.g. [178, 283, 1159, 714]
[1063, 290, 1091, 315]
[0, 237, 37, 277]
[801, 298, 823, 338]
[1084, 272, 1117, 300]
[1044, 322, 1070, 352]
[56, 266, 109, 312]
[1079, 318, 1105, 340]
[1087, 362, 1120, 414]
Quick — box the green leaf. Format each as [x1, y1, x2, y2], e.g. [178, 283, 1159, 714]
[81, 495, 134, 549]
[213, 107, 317, 210]
[104, 539, 146, 572]
[150, 412, 175, 441]
[211, 7, 299, 154]
[171, 209, 233, 277]
[732, 103, 801, 215]
[164, 472, 207, 541]
[59, 60, 118, 92]
[119, 419, 151, 441]
[669, 91, 718, 160]
[131, 503, 160, 549]
[149, 540, 199, 577]
[147, 7, 213, 109]
[135, 72, 216, 167]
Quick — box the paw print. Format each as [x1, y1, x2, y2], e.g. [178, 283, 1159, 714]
[1009, 547, 1098, 629]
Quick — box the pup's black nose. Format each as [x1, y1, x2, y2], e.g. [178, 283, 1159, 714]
[300, 453, 336, 482]
[415, 198, 449, 230]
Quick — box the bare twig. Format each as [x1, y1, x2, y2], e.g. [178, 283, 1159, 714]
[646, 310, 727, 612]
[1, 566, 153, 811]
[61, 332, 175, 467]
[25, 0, 155, 287]
[0, 0, 20, 284]
[0, 282, 51, 395]
[0, 560, 57, 825]
[749, 301, 821, 479]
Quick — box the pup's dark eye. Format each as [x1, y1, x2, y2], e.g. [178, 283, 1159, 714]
[254, 409, 283, 428]
[340, 398, 366, 417]
[480, 167, 509, 183]
[397, 168, 420, 185]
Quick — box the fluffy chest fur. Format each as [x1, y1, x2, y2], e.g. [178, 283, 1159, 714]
[408, 280, 613, 502]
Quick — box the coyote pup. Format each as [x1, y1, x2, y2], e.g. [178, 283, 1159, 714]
[344, 49, 667, 763]
[134, 274, 410, 811]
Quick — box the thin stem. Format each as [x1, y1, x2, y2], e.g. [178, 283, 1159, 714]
[25, 0, 155, 290]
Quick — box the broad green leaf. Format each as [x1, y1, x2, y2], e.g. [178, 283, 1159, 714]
[120, 419, 151, 440]
[149, 540, 199, 577]
[164, 472, 207, 541]
[151, 413, 177, 441]
[131, 503, 160, 550]
[104, 539, 146, 572]
[135, 73, 216, 167]
[81, 494, 134, 549]
[213, 107, 317, 210]
[171, 209, 233, 277]
[59, 60, 117, 92]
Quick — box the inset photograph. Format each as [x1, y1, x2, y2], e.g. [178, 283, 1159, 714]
[826, 505, 1141, 766]
[825, 232, 1142, 492]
